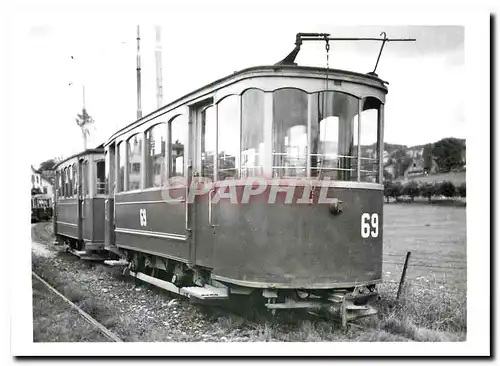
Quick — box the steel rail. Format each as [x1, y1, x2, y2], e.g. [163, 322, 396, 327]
[32, 271, 123, 342]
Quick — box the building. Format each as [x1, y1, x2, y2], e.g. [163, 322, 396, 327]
[31, 166, 54, 196]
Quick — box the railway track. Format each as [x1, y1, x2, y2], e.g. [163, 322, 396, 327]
[32, 271, 123, 342]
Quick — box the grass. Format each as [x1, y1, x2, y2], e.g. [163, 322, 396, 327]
[32, 276, 109, 342]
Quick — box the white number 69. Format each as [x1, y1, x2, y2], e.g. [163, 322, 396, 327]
[361, 213, 379, 238]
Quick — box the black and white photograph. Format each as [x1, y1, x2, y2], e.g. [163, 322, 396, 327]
[5, 0, 491, 358]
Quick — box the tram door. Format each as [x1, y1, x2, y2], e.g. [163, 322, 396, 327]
[78, 158, 84, 243]
[104, 145, 115, 249]
[190, 102, 216, 268]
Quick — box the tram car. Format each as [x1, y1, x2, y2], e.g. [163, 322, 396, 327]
[31, 194, 53, 222]
[53, 148, 106, 256]
[50, 32, 413, 324]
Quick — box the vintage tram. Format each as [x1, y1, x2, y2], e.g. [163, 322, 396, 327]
[51, 33, 412, 323]
[53, 148, 106, 257]
[31, 194, 53, 223]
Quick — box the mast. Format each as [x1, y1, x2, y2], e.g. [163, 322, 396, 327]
[155, 26, 164, 109]
[136, 25, 143, 120]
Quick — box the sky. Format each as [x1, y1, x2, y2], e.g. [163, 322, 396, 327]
[10, 15, 464, 167]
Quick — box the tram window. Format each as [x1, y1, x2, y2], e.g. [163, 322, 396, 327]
[241, 89, 265, 178]
[359, 97, 381, 183]
[43, 187, 47, 194]
[310, 91, 358, 181]
[201, 107, 215, 181]
[273, 88, 308, 178]
[83, 161, 89, 196]
[145, 123, 166, 188]
[217, 95, 240, 180]
[96, 160, 105, 194]
[117, 142, 125, 192]
[170, 116, 187, 177]
[60, 169, 65, 197]
[72, 164, 78, 196]
[64, 169, 67, 197]
[127, 134, 142, 191]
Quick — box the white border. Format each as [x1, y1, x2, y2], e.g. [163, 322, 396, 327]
[4, 0, 491, 358]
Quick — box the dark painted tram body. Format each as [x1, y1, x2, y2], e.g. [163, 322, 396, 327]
[102, 65, 387, 313]
[53, 149, 106, 252]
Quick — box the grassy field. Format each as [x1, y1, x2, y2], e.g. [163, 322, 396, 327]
[32, 275, 110, 342]
[382, 204, 466, 292]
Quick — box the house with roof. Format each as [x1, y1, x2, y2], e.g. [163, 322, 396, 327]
[31, 165, 54, 196]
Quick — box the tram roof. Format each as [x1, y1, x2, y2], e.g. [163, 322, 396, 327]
[106, 64, 388, 145]
[53, 148, 105, 170]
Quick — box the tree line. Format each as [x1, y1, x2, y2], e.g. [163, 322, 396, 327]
[383, 180, 466, 203]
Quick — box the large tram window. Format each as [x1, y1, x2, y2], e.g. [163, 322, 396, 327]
[72, 164, 78, 196]
[359, 97, 381, 183]
[217, 95, 240, 180]
[127, 134, 142, 190]
[273, 88, 308, 178]
[96, 161, 105, 194]
[310, 91, 358, 181]
[117, 142, 125, 192]
[241, 89, 265, 178]
[201, 107, 215, 181]
[146, 123, 166, 188]
[170, 116, 187, 177]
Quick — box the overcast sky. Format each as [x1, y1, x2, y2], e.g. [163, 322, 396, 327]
[12, 17, 464, 167]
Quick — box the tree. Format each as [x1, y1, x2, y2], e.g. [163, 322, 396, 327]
[457, 182, 466, 198]
[402, 180, 421, 202]
[76, 108, 95, 150]
[438, 181, 456, 199]
[384, 181, 393, 203]
[420, 182, 436, 202]
[390, 182, 403, 201]
[432, 138, 465, 173]
[39, 159, 56, 171]
[422, 144, 434, 172]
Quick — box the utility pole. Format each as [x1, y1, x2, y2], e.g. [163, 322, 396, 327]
[155, 26, 164, 109]
[136, 25, 143, 120]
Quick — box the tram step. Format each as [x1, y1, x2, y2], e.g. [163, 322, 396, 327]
[104, 259, 129, 266]
[73, 250, 87, 256]
[346, 305, 377, 320]
[180, 285, 228, 300]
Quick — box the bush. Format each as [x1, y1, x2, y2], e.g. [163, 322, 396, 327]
[438, 181, 456, 199]
[457, 182, 466, 198]
[420, 182, 437, 202]
[402, 181, 420, 202]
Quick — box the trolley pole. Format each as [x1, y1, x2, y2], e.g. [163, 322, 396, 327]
[136, 25, 143, 120]
[155, 26, 164, 109]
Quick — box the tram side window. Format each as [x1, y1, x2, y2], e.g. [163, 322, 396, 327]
[60, 169, 65, 198]
[96, 160, 105, 194]
[72, 164, 78, 196]
[127, 134, 142, 191]
[217, 95, 240, 180]
[201, 107, 215, 181]
[170, 116, 187, 177]
[359, 97, 381, 183]
[273, 88, 308, 178]
[146, 123, 166, 188]
[310, 91, 359, 181]
[117, 142, 125, 192]
[83, 161, 89, 196]
[241, 89, 265, 178]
